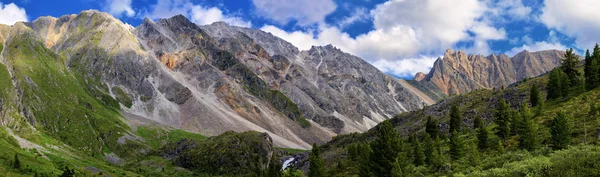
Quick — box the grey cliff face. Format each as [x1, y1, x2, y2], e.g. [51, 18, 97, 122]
[3, 10, 432, 149]
[201, 23, 432, 133]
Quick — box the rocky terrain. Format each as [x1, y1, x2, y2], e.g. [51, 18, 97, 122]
[0, 10, 432, 150]
[413, 49, 564, 97]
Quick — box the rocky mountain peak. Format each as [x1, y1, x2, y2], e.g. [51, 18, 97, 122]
[413, 72, 427, 81]
[413, 49, 565, 96]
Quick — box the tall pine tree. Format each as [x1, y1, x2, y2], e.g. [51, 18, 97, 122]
[547, 69, 569, 99]
[474, 116, 483, 130]
[518, 101, 538, 151]
[369, 120, 402, 177]
[425, 116, 440, 139]
[267, 152, 283, 177]
[309, 143, 326, 177]
[495, 98, 511, 140]
[411, 134, 425, 166]
[449, 103, 461, 133]
[530, 84, 543, 107]
[561, 48, 582, 88]
[449, 131, 465, 160]
[584, 49, 600, 90]
[477, 121, 489, 150]
[550, 112, 572, 150]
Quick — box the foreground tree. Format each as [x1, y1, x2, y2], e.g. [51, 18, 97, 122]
[547, 69, 569, 99]
[550, 112, 572, 150]
[585, 49, 600, 90]
[449, 103, 462, 133]
[518, 102, 538, 151]
[368, 120, 401, 177]
[561, 48, 582, 88]
[267, 152, 283, 177]
[530, 84, 543, 107]
[13, 154, 20, 169]
[477, 122, 489, 150]
[309, 143, 326, 177]
[495, 98, 512, 140]
[425, 116, 441, 139]
[449, 131, 465, 160]
[411, 134, 425, 166]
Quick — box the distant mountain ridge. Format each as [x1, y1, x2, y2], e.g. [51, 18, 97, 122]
[412, 49, 564, 98]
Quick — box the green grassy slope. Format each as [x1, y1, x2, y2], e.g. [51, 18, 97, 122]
[316, 68, 600, 176]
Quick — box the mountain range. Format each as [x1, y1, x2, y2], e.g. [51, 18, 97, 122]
[0, 10, 565, 151]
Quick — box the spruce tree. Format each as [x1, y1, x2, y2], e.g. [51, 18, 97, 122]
[510, 110, 521, 136]
[530, 84, 543, 107]
[449, 103, 461, 133]
[518, 102, 538, 151]
[550, 112, 572, 150]
[309, 143, 326, 177]
[495, 98, 511, 140]
[13, 154, 20, 169]
[474, 116, 483, 130]
[358, 142, 373, 177]
[584, 49, 600, 90]
[561, 48, 582, 88]
[477, 122, 489, 150]
[547, 69, 569, 99]
[425, 116, 440, 139]
[411, 135, 425, 166]
[449, 131, 465, 160]
[593, 44, 600, 88]
[369, 120, 401, 177]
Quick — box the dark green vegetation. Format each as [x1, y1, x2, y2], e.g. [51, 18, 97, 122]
[307, 47, 600, 176]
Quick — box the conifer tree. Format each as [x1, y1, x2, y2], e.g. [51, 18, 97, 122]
[449, 131, 465, 160]
[510, 110, 521, 136]
[561, 48, 582, 87]
[550, 112, 572, 150]
[424, 134, 443, 168]
[449, 103, 461, 133]
[425, 116, 440, 139]
[309, 143, 326, 177]
[477, 122, 489, 150]
[529, 84, 543, 107]
[391, 160, 403, 177]
[369, 120, 401, 177]
[547, 69, 569, 99]
[518, 102, 538, 151]
[13, 154, 20, 169]
[584, 49, 600, 90]
[358, 142, 373, 177]
[495, 98, 511, 140]
[473, 116, 483, 130]
[411, 135, 425, 166]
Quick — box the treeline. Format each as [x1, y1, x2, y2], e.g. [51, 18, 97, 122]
[548, 44, 600, 99]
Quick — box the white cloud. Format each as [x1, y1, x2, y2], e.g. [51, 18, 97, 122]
[337, 7, 369, 29]
[0, 3, 27, 25]
[494, 0, 532, 20]
[506, 41, 567, 57]
[372, 56, 438, 78]
[252, 0, 336, 26]
[141, 0, 251, 27]
[261, 0, 512, 77]
[190, 6, 251, 27]
[540, 0, 600, 48]
[105, 0, 135, 17]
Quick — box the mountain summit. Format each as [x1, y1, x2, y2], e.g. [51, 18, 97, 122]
[0, 10, 432, 150]
[413, 49, 564, 97]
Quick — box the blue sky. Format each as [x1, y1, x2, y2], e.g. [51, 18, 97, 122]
[1, 0, 599, 79]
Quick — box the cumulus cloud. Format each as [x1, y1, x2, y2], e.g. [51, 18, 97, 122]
[337, 7, 370, 29]
[0, 3, 28, 25]
[141, 0, 251, 27]
[105, 0, 135, 17]
[261, 0, 514, 77]
[540, 0, 600, 48]
[372, 56, 439, 78]
[252, 0, 336, 26]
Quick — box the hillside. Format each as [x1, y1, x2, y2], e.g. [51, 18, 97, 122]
[303, 59, 600, 176]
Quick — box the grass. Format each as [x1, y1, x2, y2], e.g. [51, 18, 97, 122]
[112, 86, 133, 108]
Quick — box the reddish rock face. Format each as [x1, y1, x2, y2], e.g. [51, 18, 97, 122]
[417, 49, 564, 96]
